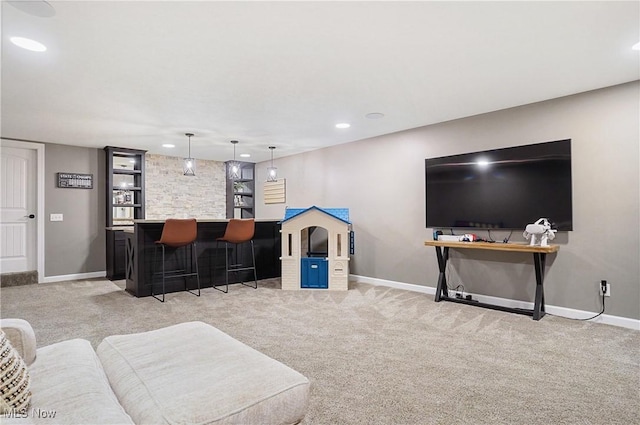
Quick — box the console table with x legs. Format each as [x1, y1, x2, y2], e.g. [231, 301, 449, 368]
[424, 240, 560, 320]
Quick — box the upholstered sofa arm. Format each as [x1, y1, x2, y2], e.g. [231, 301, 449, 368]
[0, 319, 37, 366]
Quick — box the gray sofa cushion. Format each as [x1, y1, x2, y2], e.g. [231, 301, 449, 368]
[97, 321, 310, 425]
[28, 339, 134, 424]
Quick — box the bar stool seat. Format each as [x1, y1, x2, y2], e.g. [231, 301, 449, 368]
[152, 218, 201, 302]
[212, 218, 257, 292]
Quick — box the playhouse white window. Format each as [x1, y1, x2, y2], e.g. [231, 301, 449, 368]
[302, 226, 328, 258]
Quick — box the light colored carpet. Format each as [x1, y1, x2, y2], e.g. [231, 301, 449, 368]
[0, 271, 38, 287]
[1, 278, 638, 425]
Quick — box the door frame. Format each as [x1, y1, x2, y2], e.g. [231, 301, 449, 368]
[0, 139, 45, 282]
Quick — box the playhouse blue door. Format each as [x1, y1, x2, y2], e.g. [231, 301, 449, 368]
[301, 258, 328, 288]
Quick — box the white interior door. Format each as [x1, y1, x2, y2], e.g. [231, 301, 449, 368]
[0, 146, 37, 273]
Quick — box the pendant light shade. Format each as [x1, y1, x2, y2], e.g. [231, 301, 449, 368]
[183, 133, 196, 176]
[267, 146, 277, 182]
[228, 140, 240, 180]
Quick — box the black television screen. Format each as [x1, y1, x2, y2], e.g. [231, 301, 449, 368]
[425, 139, 573, 231]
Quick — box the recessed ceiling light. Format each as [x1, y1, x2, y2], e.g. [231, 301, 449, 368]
[8, 1, 56, 18]
[335, 123, 351, 129]
[240, 153, 251, 158]
[633, 42, 640, 51]
[162, 144, 175, 148]
[365, 112, 385, 119]
[10, 37, 47, 52]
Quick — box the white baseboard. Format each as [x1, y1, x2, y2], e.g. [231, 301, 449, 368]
[351, 274, 436, 295]
[350, 274, 640, 331]
[42, 271, 106, 284]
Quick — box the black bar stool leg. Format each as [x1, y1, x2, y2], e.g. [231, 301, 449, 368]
[212, 240, 228, 293]
[186, 242, 201, 297]
[241, 240, 258, 289]
[225, 241, 230, 288]
[152, 245, 166, 303]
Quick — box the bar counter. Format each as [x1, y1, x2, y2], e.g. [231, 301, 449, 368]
[124, 219, 281, 297]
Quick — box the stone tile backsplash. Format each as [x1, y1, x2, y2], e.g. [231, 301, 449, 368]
[145, 154, 226, 219]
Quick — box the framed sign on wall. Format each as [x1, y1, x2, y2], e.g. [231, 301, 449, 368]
[57, 172, 93, 189]
[264, 179, 286, 204]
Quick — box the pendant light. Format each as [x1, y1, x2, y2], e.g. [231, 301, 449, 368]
[267, 146, 277, 182]
[183, 133, 196, 176]
[228, 140, 240, 180]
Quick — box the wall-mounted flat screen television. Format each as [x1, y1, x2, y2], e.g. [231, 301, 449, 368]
[425, 139, 573, 231]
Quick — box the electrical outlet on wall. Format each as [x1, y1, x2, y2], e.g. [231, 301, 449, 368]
[600, 280, 610, 297]
[50, 213, 63, 222]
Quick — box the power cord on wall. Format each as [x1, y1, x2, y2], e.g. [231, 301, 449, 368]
[445, 260, 452, 294]
[547, 292, 606, 321]
[451, 284, 465, 298]
[444, 254, 465, 298]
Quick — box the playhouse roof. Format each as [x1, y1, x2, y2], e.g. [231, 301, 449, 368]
[282, 206, 351, 225]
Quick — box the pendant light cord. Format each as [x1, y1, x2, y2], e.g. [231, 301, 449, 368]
[185, 132, 194, 159]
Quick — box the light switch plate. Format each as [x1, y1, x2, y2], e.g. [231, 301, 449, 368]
[50, 213, 63, 222]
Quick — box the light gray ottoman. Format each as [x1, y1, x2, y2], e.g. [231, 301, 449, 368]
[96, 322, 310, 425]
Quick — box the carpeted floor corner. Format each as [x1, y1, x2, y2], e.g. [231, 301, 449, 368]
[1, 278, 638, 424]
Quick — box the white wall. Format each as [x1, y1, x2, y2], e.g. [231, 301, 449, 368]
[256, 82, 640, 320]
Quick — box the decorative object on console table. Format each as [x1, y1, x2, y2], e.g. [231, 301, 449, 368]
[523, 218, 557, 247]
[104, 146, 146, 280]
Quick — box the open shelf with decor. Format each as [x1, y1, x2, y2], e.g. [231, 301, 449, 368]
[105, 146, 146, 280]
[225, 161, 254, 219]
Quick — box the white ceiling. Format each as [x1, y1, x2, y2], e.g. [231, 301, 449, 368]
[2, 1, 639, 163]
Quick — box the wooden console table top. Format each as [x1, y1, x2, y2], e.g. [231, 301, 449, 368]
[424, 240, 559, 254]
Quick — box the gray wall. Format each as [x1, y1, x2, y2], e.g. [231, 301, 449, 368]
[256, 82, 640, 320]
[45, 144, 105, 276]
[44, 148, 228, 277]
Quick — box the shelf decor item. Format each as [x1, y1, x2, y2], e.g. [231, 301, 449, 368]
[267, 146, 277, 182]
[228, 140, 240, 180]
[183, 133, 196, 176]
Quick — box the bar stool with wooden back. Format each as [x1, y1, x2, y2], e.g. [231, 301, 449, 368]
[212, 218, 258, 292]
[152, 218, 201, 302]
